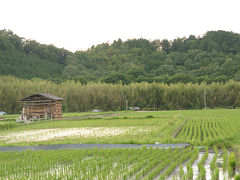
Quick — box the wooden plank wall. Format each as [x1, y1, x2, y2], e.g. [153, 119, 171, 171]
[52, 101, 63, 119]
[22, 101, 63, 119]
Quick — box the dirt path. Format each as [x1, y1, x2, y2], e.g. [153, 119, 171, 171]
[62, 113, 124, 120]
[20, 113, 126, 124]
[173, 118, 188, 138]
[0, 143, 190, 151]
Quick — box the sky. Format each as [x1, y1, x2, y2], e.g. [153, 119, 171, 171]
[1, 0, 240, 52]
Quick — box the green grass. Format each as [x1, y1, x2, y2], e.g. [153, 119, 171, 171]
[1, 109, 240, 146]
[0, 111, 126, 120]
[0, 111, 184, 146]
[0, 114, 19, 121]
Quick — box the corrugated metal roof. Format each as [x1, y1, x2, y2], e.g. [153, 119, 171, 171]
[19, 93, 65, 101]
[37, 93, 65, 100]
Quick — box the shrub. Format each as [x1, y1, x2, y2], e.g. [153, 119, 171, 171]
[229, 152, 236, 171]
[145, 115, 154, 118]
[141, 145, 147, 150]
[179, 165, 184, 178]
[0, 122, 18, 130]
[235, 174, 240, 180]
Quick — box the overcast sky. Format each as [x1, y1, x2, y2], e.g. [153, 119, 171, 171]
[1, 0, 239, 52]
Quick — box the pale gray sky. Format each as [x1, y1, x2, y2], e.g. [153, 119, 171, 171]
[1, 0, 239, 52]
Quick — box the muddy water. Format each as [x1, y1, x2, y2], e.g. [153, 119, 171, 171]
[194, 152, 236, 180]
[167, 151, 207, 180]
[166, 159, 189, 180]
[217, 155, 230, 180]
[205, 152, 215, 180]
[217, 153, 239, 180]
[166, 151, 232, 180]
[192, 152, 204, 179]
[167, 151, 215, 180]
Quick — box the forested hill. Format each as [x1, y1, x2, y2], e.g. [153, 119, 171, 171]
[1, 29, 240, 84]
[0, 30, 71, 81]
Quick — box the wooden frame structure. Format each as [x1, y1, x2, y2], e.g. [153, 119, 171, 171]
[19, 93, 65, 120]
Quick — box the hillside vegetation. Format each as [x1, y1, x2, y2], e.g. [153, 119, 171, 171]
[1, 29, 240, 83]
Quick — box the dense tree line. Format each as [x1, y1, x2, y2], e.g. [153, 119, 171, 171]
[64, 31, 240, 84]
[0, 30, 70, 80]
[1, 76, 240, 113]
[1, 29, 240, 83]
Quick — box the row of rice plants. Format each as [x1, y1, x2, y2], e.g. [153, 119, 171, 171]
[222, 147, 228, 172]
[158, 147, 199, 180]
[2, 147, 240, 180]
[179, 148, 199, 180]
[197, 147, 209, 180]
[0, 148, 139, 179]
[142, 148, 192, 180]
[176, 116, 240, 145]
[122, 147, 172, 179]
[210, 146, 219, 180]
[1, 147, 201, 180]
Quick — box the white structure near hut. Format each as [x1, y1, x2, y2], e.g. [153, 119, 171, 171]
[19, 93, 65, 121]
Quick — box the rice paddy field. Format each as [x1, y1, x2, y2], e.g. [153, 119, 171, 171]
[0, 146, 239, 180]
[1, 109, 240, 146]
[1, 109, 240, 179]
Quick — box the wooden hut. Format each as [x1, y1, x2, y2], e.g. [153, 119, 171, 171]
[19, 93, 65, 120]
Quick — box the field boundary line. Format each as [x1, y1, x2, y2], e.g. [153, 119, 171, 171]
[173, 118, 189, 138]
[0, 143, 190, 151]
[62, 113, 124, 120]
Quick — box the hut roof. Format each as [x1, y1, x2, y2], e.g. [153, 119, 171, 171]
[19, 93, 65, 102]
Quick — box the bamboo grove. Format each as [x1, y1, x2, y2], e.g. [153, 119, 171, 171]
[1, 76, 240, 113]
